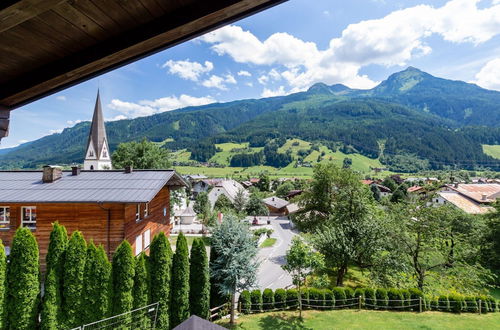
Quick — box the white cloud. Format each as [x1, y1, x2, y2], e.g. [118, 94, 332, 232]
[49, 129, 63, 134]
[18, 139, 29, 144]
[474, 58, 500, 91]
[258, 75, 269, 85]
[199, 0, 500, 90]
[201, 74, 237, 90]
[56, 95, 66, 101]
[108, 94, 216, 119]
[162, 59, 213, 81]
[323, 10, 330, 16]
[245, 82, 253, 87]
[237, 70, 252, 77]
[106, 115, 128, 122]
[66, 119, 83, 126]
[268, 68, 282, 81]
[261, 86, 287, 97]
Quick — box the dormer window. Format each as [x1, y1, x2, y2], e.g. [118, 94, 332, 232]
[103, 150, 107, 158]
[89, 150, 94, 157]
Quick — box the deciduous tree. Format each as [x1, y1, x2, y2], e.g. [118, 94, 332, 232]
[112, 138, 171, 169]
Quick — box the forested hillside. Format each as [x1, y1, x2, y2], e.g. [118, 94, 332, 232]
[2, 67, 500, 171]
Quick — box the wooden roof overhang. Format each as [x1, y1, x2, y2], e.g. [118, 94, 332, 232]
[0, 0, 286, 140]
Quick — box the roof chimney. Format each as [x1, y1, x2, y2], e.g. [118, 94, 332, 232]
[125, 165, 133, 174]
[43, 165, 62, 183]
[71, 165, 81, 176]
[481, 194, 487, 201]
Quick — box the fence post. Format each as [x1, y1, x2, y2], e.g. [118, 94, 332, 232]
[358, 296, 362, 310]
[238, 301, 242, 313]
[419, 297, 422, 313]
[479, 299, 482, 315]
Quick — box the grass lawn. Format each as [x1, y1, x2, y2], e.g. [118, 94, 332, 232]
[169, 235, 211, 247]
[259, 238, 277, 248]
[218, 310, 500, 329]
[483, 145, 500, 159]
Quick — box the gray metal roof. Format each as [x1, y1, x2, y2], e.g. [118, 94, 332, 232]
[172, 315, 224, 330]
[0, 170, 187, 203]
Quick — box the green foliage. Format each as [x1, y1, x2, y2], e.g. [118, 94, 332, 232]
[309, 288, 325, 307]
[82, 243, 111, 324]
[274, 289, 287, 309]
[170, 233, 190, 327]
[464, 296, 478, 313]
[189, 238, 210, 319]
[286, 289, 299, 310]
[448, 294, 465, 313]
[41, 269, 58, 330]
[324, 289, 335, 307]
[214, 194, 234, 213]
[239, 291, 251, 314]
[149, 233, 173, 330]
[233, 188, 248, 213]
[375, 289, 388, 309]
[6, 228, 40, 330]
[344, 287, 354, 300]
[133, 253, 150, 328]
[194, 192, 210, 219]
[332, 288, 346, 307]
[354, 288, 365, 300]
[400, 289, 411, 310]
[111, 241, 135, 323]
[251, 290, 262, 312]
[276, 181, 294, 198]
[245, 194, 269, 216]
[364, 288, 376, 309]
[387, 288, 404, 308]
[63, 231, 87, 328]
[482, 202, 500, 285]
[112, 138, 171, 169]
[438, 295, 450, 312]
[0, 241, 5, 329]
[262, 289, 274, 311]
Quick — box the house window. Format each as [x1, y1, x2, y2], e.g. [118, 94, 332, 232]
[103, 150, 107, 158]
[89, 150, 94, 157]
[0, 207, 10, 229]
[21, 206, 37, 230]
[135, 235, 143, 256]
[144, 203, 149, 218]
[136, 204, 141, 222]
[144, 229, 151, 249]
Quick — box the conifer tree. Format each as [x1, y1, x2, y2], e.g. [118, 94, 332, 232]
[82, 242, 111, 324]
[0, 240, 7, 329]
[111, 241, 135, 319]
[209, 244, 227, 308]
[149, 233, 172, 330]
[133, 253, 150, 328]
[189, 238, 210, 319]
[170, 233, 190, 328]
[63, 231, 87, 328]
[42, 222, 68, 329]
[6, 228, 40, 330]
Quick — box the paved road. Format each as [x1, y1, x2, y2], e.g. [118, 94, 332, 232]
[255, 216, 297, 290]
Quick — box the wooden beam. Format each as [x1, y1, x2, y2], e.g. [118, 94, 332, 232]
[0, 0, 67, 33]
[0, 0, 286, 109]
[0, 109, 10, 139]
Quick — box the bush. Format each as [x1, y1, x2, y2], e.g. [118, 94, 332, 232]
[464, 296, 478, 313]
[476, 296, 489, 314]
[309, 288, 325, 308]
[409, 288, 423, 311]
[375, 288, 388, 309]
[486, 297, 497, 312]
[239, 291, 251, 314]
[300, 288, 310, 309]
[448, 294, 465, 313]
[438, 295, 450, 312]
[429, 297, 439, 311]
[274, 289, 286, 309]
[332, 287, 346, 307]
[262, 289, 274, 311]
[364, 288, 376, 309]
[400, 289, 411, 311]
[251, 290, 262, 312]
[189, 238, 210, 319]
[324, 289, 335, 308]
[344, 287, 354, 301]
[286, 289, 299, 310]
[170, 233, 190, 328]
[387, 288, 404, 309]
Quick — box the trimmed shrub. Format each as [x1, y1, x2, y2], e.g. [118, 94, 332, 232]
[364, 288, 376, 309]
[309, 288, 325, 308]
[354, 288, 365, 307]
[274, 289, 286, 310]
[262, 289, 274, 311]
[476, 296, 489, 314]
[332, 287, 347, 307]
[486, 297, 497, 312]
[170, 233, 190, 328]
[464, 296, 478, 313]
[132, 252, 150, 329]
[150, 233, 173, 330]
[239, 291, 251, 314]
[448, 294, 465, 313]
[344, 287, 355, 301]
[387, 288, 404, 309]
[41, 269, 58, 330]
[111, 241, 135, 327]
[286, 289, 299, 310]
[324, 289, 335, 308]
[429, 297, 439, 311]
[438, 295, 450, 312]
[375, 288, 388, 309]
[189, 238, 210, 319]
[409, 288, 423, 311]
[251, 290, 262, 312]
[400, 289, 411, 311]
[300, 288, 310, 309]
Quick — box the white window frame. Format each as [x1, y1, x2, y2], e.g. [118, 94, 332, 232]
[135, 204, 141, 222]
[144, 202, 149, 218]
[144, 229, 151, 249]
[21, 206, 37, 230]
[135, 235, 143, 256]
[0, 206, 10, 228]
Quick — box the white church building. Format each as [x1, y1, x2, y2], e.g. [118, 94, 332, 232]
[83, 91, 112, 170]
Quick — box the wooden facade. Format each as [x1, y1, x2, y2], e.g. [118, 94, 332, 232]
[0, 185, 171, 267]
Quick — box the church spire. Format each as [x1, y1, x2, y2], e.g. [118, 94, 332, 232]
[83, 91, 112, 170]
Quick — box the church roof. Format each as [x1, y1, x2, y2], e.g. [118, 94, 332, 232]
[86, 91, 109, 159]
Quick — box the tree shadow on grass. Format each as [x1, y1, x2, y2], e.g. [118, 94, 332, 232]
[257, 313, 313, 330]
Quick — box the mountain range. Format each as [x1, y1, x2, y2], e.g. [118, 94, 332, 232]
[2, 67, 500, 171]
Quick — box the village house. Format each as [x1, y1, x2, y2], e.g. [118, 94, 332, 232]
[192, 178, 224, 196]
[207, 179, 247, 208]
[262, 196, 289, 215]
[434, 183, 500, 214]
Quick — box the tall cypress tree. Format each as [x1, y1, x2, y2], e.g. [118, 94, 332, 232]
[0, 240, 7, 329]
[111, 241, 135, 319]
[82, 242, 111, 324]
[6, 228, 40, 330]
[41, 222, 68, 329]
[209, 245, 227, 308]
[133, 253, 150, 328]
[63, 231, 86, 328]
[170, 233, 190, 328]
[149, 233, 172, 330]
[189, 238, 210, 319]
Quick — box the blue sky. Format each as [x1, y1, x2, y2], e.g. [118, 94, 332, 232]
[2, 0, 500, 149]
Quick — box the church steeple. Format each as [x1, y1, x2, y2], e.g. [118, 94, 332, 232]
[83, 91, 112, 170]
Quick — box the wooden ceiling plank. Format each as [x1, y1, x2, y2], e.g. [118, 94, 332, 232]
[72, 0, 122, 36]
[30, 16, 87, 54]
[117, 0, 155, 25]
[52, 2, 108, 41]
[39, 10, 98, 47]
[91, 0, 136, 31]
[0, 0, 67, 33]
[138, 0, 166, 18]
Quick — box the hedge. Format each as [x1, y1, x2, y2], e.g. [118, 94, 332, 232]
[387, 288, 404, 309]
[464, 296, 478, 313]
[274, 289, 286, 309]
[286, 289, 299, 310]
[309, 288, 325, 307]
[251, 290, 262, 312]
[375, 288, 388, 309]
[239, 291, 251, 314]
[324, 289, 335, 307]
[448, 294, 465, 313]
[332, 287, 346, 307]
[262, 289, 274, 311]
[364, 288, 376, 309]
[438, 295, 450, 312]
[400, 289, 411, 311]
